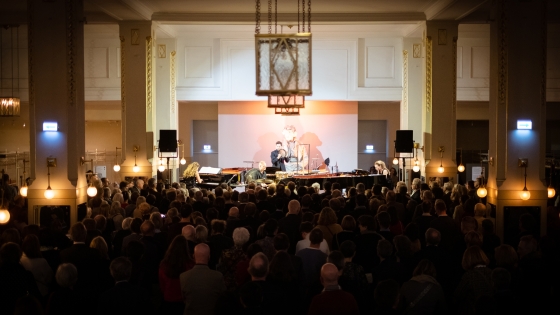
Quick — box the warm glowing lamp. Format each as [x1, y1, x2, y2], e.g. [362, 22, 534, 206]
[413, 164, 420, 172]
[393, 158, 399, 165]
[158, 164, 165, 172]
[133, 165, 140, 173]
[477, 187, 487, 198]
[45, 158, 55, 199]
[113, 147, 121, 172]
[458, 164, 465, 173]
[44, 187, 54, 199]
[0, 188, 10, 224]
[180, 158, 186, 165]
[133, 146, 139, 173]
[113, 164, 120, 172]
[519, 158, 530, 200]
[437, 146, 445, 174]
[438, 166, 444, 173]
[548, 187, 555, 198]
[520, 188, 530, 201]
[87, 185, 97, 197]
[20, 185, 28, 197]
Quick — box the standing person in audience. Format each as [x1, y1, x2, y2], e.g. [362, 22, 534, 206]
[20, 234, 53, 301]
[296, 222, 330, 255]
[248, 252, 290, 315]
[296, 228, 328, 302]
[353, 215, 384, 274]
[430, 199, 461, 252]
[218, 227, 249, 291]
[46, 263, 80, 315]
[278, 199, 302, 254]
[308, 263, 360, 315]
[97, 257, 152, 315]
[207, 219, 233, 270]
[180, 243, 226, 315]
[454, 246, 493, 315]
[398, 259, 447, 315]
[159, 235, 194, 315]
[315, 207, 343, 250]
[332, 215, 357, 251]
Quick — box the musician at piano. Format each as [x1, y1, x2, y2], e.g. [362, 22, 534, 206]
[271, 141, 289, 171]
[182, 161, 203, 187]
[245, 161, 267, 183]
[281, 125, 308, 172]
[374, 160, 390, 176]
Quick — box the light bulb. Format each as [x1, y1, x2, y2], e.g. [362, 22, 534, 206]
[180, 158, 186, 165]
[477, 187, 487, 198]
[548, 187, 555, 198]
[158, 165, 165, 172]
[0, 209, 10, 224]
[113, 164, 120, 172]
[87, 186, 98, 197]
[393, 158, 398, 165]
[44, 188, 54, 199]
[20, 186, 28, 197]
[520, 189, 530, 201]
[458, 164, 465, 172]
[413, 165, 420, 172]
[133, 165, 140, 173]
[438, 166, 444, 173]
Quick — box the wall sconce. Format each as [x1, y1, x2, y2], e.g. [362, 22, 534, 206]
[113, 147, 121, 172]
[178, 141, 186, 165]
[412, 143, 420, 172]
[477, 158, 487, 198]
[437, 146, 445, 173]
[44, 157, 56, 199]
[81, 157, 97, 197]
[20, 158, 28, 197]
[457, 148, 465, 173]
[519, 158, 530, 200]
[548, 162, 555, 198]
[488, 156, 494, 166]
[0, 188, 10, 224]
[132, 146, 140, 173]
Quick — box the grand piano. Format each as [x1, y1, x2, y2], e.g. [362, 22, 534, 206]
[185, 167, 243, 190]
[278, 173, 389, 190]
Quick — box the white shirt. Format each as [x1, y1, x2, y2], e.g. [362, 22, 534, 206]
[295, 234, 330, 255]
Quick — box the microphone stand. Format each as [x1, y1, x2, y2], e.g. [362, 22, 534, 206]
[299, 144, 311, 175]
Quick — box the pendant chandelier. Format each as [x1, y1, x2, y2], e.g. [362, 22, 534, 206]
[255, 0, 312, 115]
[0, 25, 21, 117]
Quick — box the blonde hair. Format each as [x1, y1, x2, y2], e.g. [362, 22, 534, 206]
[90, 236, 109, 260]
[375, 160, 387, 170]
[183, 162, 200, 178]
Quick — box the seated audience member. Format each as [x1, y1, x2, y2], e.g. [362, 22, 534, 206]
[97, 257, 152, 315]
[45, 263, 80, 315]
[308, 263, 360, 315]
[373, 279, 400, 314]
[159, 235, 195, 315]
[295, 221, 330, 254]
[398, 259, 447, 314]
[180, 243, 226, 315]
[0, 242, 41, 315]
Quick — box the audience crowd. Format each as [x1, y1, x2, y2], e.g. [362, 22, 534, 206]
[1, 175, 560, 315]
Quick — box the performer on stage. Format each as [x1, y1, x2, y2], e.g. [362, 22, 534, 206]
[374, 160, 393, 189]
[271, 141, 288, 171]
[282, 125, 308, 172]
[245, 161, 267, 183]
[182, 162, 203, 188]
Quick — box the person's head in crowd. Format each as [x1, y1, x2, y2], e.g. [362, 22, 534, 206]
[422, 190, 433, 202]
[491, 267, 512, 291]
[299, 221, 314, 238]
[21, 234, 42, 259]
[517, 235, 538, 259]
[0, 228, 21, 247]
[393, 235, 412, 258]
[233, 227, 250, 248]
[244, 202, 257, 218]
[110, 257, 133, 282]
[413, 259, 437, 278]
[425, 228, 441, 246]
[358, 215, 376, 232]
[263, 219, 278, 237]
[182, 225, 196, 241]
[328, 198, 340, 212]
[268, 251, 296, 284]
[211, 219, 226, 235]
[481, 219, 495, 235]
[355, 194, 367, 208]
[464, 231, 482, 248]
[309, 228, 324, 246]
[331, 189, 342, 199]
[494, 244, 518, 269]
[195, 225, 208, 243]
[374, 279, 400, 311]
[162, 235, 193, 278]
[318, 207, 338, 226]
[302, 211, 314, 223]
[239, 281, 263, 309]
[121, 217, 133, 231]
[258, 210, 270, 223]
[273, 233, 290, 252]
[94, 215, 107, 232]
[55, 263, 78, 289]
[135, 196, 146, 207]
[125, 240, 145, 262]
[320, 263, 340, 288]
[377, 211, 391, 230]
[149, 212, 163, 231]
[434, 199, 447, 215]
[90, 236, 109, 260]
[288, 199, 301, 214]
[180, 204, 193, 220]
[474, 203, 486, 217]
[193, 243, 211, 265]
[461, 216, 478, 234]
[140, 220, 155, 237]
[229, 207, 240, 218]
[341, 215, 356, 232]
[70, 222, 87, 243]
[0, 242, 22, 265]
[327, 251, 345, 271]
[339, 240, 357, 259]
[377, 239, 393, 261]
[404, 222, 420, 244]
[462, 246, 489, 270]
[248, 252, 269, 281]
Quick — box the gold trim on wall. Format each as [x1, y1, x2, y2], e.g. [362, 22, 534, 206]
[413, 44, 421, 58]
[425, 36, 432, 113]
[452, 36, 457, 117]
[131, 29, 139, 45]
[120, 36, 126, 113]
[402, 50, 409, 119]
[158, 44, 166, 58]
[438, 29, 447, 45]
[146, 36, 153, 113]
[170, 50, 176, 115]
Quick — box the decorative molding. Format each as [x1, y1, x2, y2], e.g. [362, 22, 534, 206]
[541, 0, 547, 110]
[66, 0, 76, 107]
[131, 29, 139, 45]
[498, 0, 508, 112]
[402, 50, 409, 128]
[28, 0, 35, 115]
[452, 36, 457, 117]
[158, 44, 166, 58]
[120, 36, 126, 113]
[438, 29, 447, 45]
[426, 36, 432, 113]
[170, 51, 176, 114]
[146, 36, 153, 113]
[413, 44, 421, 58]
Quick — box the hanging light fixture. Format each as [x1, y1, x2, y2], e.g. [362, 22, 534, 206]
[547, 161, 556, 198]
[132, 146, 140, 173]
[44, 158, 56, 199]
[412, 143, 420, 172]
[178, 141, 186, 165]
[113, 147, 121, 172]
[0, 25, 21, 117]
[519, 158, 530, 200]
[19, 155, 27, 197]
[158, 158, 165, 173]
[437, 146, 445, 173]
[80, 157, 97, 197]
[457, 148, 465, 172]
[0, 187, 10, 224]
[477, 159, 487, 198]
[255, 0, 312, 115]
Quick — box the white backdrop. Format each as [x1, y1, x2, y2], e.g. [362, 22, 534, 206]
[218, 101, 358, 171]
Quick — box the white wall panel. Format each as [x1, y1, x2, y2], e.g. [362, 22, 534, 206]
[185, 46, 213, 78]
[311, 49, 348, 100]
[457, 37, 490, 101]
[230, 49, 257, 100]
[367, 46, 395, 79]
[359, 38, 402, 88]
[471, 46, 490, 79]
[85, 47, 108, 78]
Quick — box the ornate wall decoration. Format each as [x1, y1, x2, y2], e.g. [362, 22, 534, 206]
[158, 44, 166, 58]
[120, 36, 126, 113]
[402, 50, 409, 122]
[66, 0, 76, 107]
[170, 51, 176, 115]
[413, 44, 421, 58]
[452, 36, 458, 117]
[498, 0, 508, 110]
[146, 36, 153, 113]
[28, 0, 35, 114]
[425, 36, 432, 113]
[438, 29, 447, 45]
[131, 29, 139, 45]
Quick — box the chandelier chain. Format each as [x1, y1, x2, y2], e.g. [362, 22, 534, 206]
[302, 0, 305, 31]
[268, 0, 272, 34]
[297, 0, 300, 32]
[308, 0, 311, 32]
[275, 0, 277, 34]
[255, 0, 260, 34]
